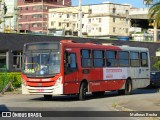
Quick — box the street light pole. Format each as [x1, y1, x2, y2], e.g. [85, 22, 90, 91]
[78, 0, 82, 37]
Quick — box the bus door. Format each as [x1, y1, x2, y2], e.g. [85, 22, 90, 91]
[63, 49, 79, 94]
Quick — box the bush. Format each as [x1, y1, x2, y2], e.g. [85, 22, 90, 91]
[0, 72, 21, 91]
[153, 57, 160, 70]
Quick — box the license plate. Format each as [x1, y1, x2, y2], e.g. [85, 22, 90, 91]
[37, 89, 44, 92]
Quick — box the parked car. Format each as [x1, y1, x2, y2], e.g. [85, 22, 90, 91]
[150, 71, 160, 87]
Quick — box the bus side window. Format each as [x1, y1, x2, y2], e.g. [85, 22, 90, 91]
[70, 53, 77, 69]
[64, 52, 77, 74]
[141, 52, 148, 67]
[106, 50, 118, 67]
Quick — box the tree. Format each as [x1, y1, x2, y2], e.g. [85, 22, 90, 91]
[145, 0, 160, 41]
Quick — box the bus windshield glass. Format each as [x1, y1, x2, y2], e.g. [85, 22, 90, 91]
[22, 43, 60, 76]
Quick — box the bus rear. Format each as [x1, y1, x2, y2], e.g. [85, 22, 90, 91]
[21, 42, 63, 99]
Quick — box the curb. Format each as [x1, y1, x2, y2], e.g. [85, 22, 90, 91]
[113, 103, 160, 120]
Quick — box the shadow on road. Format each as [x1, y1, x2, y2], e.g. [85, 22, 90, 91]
[30, 87, 159, 102]
[0, 105, 10, 112]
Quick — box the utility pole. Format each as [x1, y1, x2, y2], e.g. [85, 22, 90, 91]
[78, 0, 82, 37]
[154, 20, 158, 42]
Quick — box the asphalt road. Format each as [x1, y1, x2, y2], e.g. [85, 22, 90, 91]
[0, 87, 159, 120]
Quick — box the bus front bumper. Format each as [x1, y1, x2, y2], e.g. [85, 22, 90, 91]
[22, 84, 63, 95]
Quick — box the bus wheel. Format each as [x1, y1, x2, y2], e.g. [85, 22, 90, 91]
[118, 79, 132, 95]
[125, 79, 132, 95]
[92, 91, 105, 97]
[79, 82, 87, 100]
[44, 95, 52, 100]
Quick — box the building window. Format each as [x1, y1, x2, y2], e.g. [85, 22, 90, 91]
[82, 24, 84, 28]
[25, 24, 29, 29]
[32, 14, 42, 19]
[13, 51, 23, 70]
[126, 10, 129, 15]
[88, 9, 92, 14]
[18, 24, 22, 29]
[88, 19, 91, 23]
[52, 14, 54, 18]
[113, 8, 116, 14]
[44, 14, 48, 18]
[99, 27, 101, 32]
[126, 28, 128, 33]
[59, 13, 62, 18]
[99, 18, 101, 23]
[0, 52, 8, 69]
[126, 19, 129, 24]
[73, 14, 76, 18]
[59, 22, 62, 27]
[32, 23, 42, 27]
[51, 21, 54, 26]
[113, 27, 116, 32]
[25, 15, 28, 19]
[25, 7, 28, 10]
[113, 18, 115, 22]
[67, 23, 69, 27]
[67, 14, 70, 18]
[19, 15, 23, 19]
[43, 6, 48, 10]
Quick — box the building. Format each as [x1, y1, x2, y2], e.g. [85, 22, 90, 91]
[129, 8, 160, 41]
[0, 0, 18, 33]
[0, 33, 159, 72]
[17, 0, 71, 34]
[48, 2, 131, 38]
[48, 6, 89, 36]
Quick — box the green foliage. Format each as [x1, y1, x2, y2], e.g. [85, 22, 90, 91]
[0, 72, 21, 91]
[153, 57, 160, 70]
[157, 48, 160, 51]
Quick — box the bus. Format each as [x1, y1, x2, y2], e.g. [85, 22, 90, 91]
[21, 40, 150, 100]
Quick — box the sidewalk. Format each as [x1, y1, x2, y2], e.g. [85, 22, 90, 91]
[115, 93, 160, 120]
[119, 93, 160, 111]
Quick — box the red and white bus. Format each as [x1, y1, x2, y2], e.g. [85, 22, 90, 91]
[21, 40, 150, 100]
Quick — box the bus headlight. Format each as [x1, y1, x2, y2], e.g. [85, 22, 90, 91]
[21, 78, 26, 86]
[55, 76, 62, 86]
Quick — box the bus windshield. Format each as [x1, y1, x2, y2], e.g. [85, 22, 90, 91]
[22, 50, 60, 77]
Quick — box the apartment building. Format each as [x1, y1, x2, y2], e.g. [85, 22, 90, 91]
[48, 6, 89, 36]
[17, 0, 71, 34]
[48, 2, 131, 37]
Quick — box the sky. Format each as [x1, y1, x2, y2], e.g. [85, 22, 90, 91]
[71, 0, 148, 8]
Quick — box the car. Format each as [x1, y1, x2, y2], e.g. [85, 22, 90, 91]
[150, 71, 160, 87]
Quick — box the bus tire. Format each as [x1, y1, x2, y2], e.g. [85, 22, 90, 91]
[92, 91, 105, 97]
[44, 95, 52, 100]
[118, 79, 132, 95]
[78, 82, 87, 100]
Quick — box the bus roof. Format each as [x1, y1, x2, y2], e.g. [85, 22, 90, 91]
[61, 40, 148, 52]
